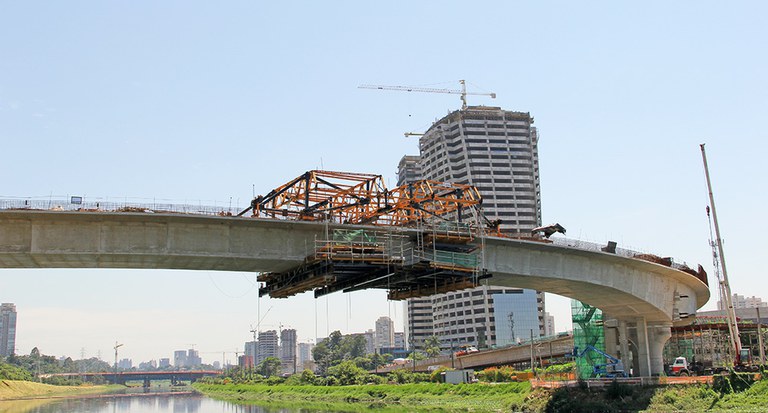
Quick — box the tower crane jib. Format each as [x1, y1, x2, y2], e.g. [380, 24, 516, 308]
[358, 80, 496, 110]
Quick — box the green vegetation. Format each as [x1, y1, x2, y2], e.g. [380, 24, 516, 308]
[0, 363, 33, 381]
[193, 381, 532, 412]
[2, 348, 111, 385]
[198, 364, 768, 412]
[312, 330, 390, 374]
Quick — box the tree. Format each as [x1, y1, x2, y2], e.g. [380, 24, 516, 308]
[257, 357, 283, 378]
[326, 360, 369, 385]
[424, 335, 441, 358]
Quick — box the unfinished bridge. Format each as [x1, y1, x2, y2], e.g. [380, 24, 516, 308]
[0, 170, 710, 376]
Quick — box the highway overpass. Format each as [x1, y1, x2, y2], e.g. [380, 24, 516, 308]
[0, 209, 710, 376]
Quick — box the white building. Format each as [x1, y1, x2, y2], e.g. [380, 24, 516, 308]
[401, 106, 546, 351]
[718, 293, 767, 310]
[297, 342, 314, 367]
[543, 312, 556, 337]
[375, 316, 395, 350]
[257, 330, 279, 364]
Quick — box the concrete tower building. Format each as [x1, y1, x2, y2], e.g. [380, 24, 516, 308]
[280, 328, 297, 374]
[400, 106, 546, 351]
[257, 330, 279, 364]
[417, 106, 541, 232]
[0, 303, 17, 358]
[375, 316, 395, 351]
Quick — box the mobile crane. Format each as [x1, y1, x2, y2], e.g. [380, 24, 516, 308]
[571, 345, 628, 378]
[700, 144, 754, 370]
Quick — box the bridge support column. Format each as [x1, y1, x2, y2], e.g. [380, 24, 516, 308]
[648, 323, 672, 376]
[634, 318, 652, 376]
[633, 318, 672, 376]
[618, 320, 631, 376]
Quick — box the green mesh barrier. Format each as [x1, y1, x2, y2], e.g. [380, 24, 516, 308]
[571, 300, 605, 379]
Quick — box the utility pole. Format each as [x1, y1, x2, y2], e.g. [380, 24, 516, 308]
[758, 307, 765, 365]
[113, 342, 124, 380]
[530, 329, 535, 376]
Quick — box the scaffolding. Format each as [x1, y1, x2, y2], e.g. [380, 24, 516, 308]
[249, 170, 492, 300]
[571, 300, 605, 379]
[257, 225, 490, 300]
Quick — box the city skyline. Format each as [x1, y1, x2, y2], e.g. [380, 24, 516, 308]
[2, 2, 767, 363]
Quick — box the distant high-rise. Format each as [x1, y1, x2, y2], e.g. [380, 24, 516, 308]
[400, 106, 546, 351]
[118, 358, 133, 370]
[0, 303, 17, 358]
[404, 298, 433, 350]
[257, 330, 279, 364]
[186, 348, 201, 367]
[543, 312, 556, 336]
[297, 342, 314, 368]
[173, 350, 187, 368]
[718, 293, 767, 310]
[280, 328, 297, 374]
[375, 316, 394, 351]
[396, 155, 422, 186]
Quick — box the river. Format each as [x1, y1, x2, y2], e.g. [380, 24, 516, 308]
[0, 390, 344, 413]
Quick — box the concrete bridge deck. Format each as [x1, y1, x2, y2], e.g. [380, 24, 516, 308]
[0, 210, 710, 376]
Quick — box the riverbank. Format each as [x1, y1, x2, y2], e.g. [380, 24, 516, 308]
[194, 376, 768, 412]
[0, 380, 116, 401]
[193, 382, 532, 412]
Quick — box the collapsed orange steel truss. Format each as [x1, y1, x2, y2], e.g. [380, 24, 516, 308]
[238, 170, 482, 227]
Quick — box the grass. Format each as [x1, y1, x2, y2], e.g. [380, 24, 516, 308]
[0, 380, 115, 401]
[194, 382, 532, 412]
[195, 377, 768, 412]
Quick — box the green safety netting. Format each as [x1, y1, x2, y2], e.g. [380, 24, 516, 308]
[571, 300, 605, 379]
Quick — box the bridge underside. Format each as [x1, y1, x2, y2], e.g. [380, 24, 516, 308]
[0, 211, 710, 376]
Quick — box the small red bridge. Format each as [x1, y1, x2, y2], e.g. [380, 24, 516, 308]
[41, 370, 219, 386]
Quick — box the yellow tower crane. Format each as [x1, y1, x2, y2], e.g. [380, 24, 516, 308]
[358, 80, 496, 110]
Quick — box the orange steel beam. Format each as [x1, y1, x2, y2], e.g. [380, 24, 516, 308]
[240, 170, 482, 227]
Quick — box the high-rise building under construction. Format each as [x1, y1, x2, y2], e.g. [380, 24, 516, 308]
[400, 106, 545, 351]
[0, 303, 17, 358]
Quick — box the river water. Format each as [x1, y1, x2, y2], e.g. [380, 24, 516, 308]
[0, 391, 343, 413]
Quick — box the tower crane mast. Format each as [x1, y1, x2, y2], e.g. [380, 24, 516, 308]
[358, 80, 496, 110]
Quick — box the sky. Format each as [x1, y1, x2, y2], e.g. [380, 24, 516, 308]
[1, 1, 767, 365]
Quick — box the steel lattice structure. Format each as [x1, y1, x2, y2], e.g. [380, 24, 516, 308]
[238, 170, 482, 227]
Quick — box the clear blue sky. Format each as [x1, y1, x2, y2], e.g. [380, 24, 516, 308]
[2, 2, 766, 364]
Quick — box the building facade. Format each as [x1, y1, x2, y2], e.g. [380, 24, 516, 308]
[257, 330, 279, 364]
[375, 316, 395, 351]
[543, 312, 556, 337]
[396, 155, 422, 187]
[400, 106, 546, 351]
[297, 342, 315, 369]
[416, 106, 541, 233]
[173, 350, 187, 368]
[718, 293, 768, 310]
[280, 328, 297, 374]
[0, 303, 17, 358]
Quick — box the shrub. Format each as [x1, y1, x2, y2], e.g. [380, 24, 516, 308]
[477, 366, 517, 382]
[0, 362, 33, 381]
[387, 369, 430, 384]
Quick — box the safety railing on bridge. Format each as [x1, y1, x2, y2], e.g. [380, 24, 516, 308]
[0, 197, 240, 217]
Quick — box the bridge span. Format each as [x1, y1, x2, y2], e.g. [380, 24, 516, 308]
[0, 210, 709, 376]
[40, 370, 219, 386]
